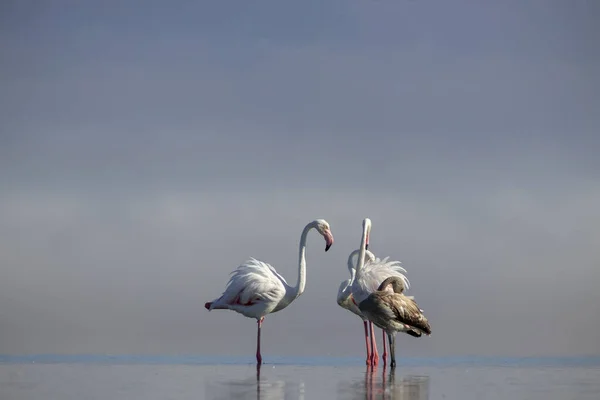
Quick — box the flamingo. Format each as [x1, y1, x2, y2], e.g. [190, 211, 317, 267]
[337, 248, 410, 366]
[337, 249, 376, 365]
[350, 218, 410, 366]
[204, 219, 334, 364]
[359, 276, 431, 368]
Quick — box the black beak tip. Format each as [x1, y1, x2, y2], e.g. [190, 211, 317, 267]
[365, 244, 369, 250]
[325, 244, 332, 252]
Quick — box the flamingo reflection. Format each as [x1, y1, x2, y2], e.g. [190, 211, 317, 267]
[363, 367, 429, 400]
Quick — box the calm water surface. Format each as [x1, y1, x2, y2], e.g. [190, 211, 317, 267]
[1, 356, 599, 399]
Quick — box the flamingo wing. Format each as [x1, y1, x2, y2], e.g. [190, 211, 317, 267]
[359, 257, 410, 294]
[207, 258, 287, 317]
[391, 295, 431, 335]
[359, 292, 431, 336]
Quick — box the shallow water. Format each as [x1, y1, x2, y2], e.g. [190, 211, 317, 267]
[1, 356, 599, 399]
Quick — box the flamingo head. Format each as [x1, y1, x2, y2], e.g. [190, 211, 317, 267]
[314, 219, 334, 251]
[336, 278, 352, 306]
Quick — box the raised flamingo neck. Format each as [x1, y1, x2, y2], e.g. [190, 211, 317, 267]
[355, 218, 371, 280]
[288, 221, 316, 301]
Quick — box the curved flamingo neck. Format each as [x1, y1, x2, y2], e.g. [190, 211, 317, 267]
[288, 221, 316, 301]
[347, 249, 375, 277]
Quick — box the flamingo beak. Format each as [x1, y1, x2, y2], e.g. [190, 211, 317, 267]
[324, 231, 334, 252]
[365, 232, 369, 251]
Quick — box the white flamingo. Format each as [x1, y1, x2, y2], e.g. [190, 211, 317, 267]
[204, 219, 334, 364]
[339, 246, 410, 365]
[337, 249, 377, 365]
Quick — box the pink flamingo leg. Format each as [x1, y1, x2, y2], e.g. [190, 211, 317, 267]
[363, 320, 371, 365]
[382, 330, 388, 365]
[370, 322, 379, 366]
[256, 317, 264, 364]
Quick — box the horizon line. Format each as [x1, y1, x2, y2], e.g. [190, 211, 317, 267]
[2, 354, 599, 368]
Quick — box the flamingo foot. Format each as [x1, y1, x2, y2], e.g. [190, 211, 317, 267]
[371, 351, 379, 366]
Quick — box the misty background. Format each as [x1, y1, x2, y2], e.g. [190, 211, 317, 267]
[1, 0, 599, 358]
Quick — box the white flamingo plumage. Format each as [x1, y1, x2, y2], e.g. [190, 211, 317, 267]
[339, 246, 410, 366]
[337, 249, 377, 319]
[204, 219, 334, 364]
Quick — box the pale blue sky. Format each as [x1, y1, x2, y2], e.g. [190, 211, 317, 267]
[1, 0, 599, 357]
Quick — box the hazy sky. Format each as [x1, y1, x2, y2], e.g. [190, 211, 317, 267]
[1, 0, 599, 358]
